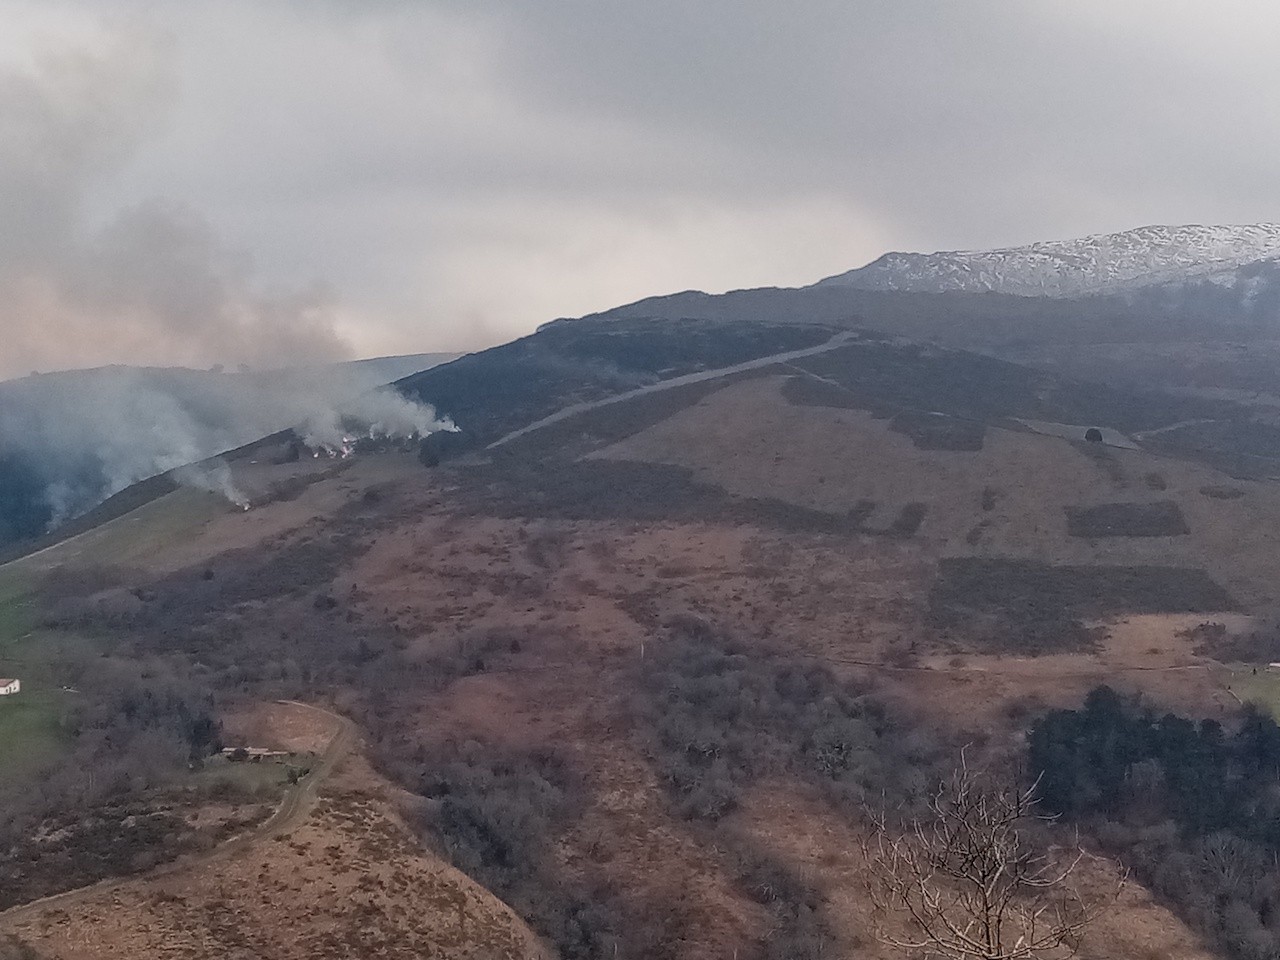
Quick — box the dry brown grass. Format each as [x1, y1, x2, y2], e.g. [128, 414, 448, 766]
[1, 738, 545, 960]
[592, 375, 1280, 606]
[7, 379, 1266, 959]
[338, 490, 1226, 958]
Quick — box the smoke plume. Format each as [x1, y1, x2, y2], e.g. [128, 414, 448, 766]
[174, 458, 249, 511]
[0, 31, 457, 544]
[300, 387, 458, 454]
[0, 31, 350, 381]
[0, 363, 457, 538]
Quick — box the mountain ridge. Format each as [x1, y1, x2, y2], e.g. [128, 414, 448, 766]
[816, 223, 1280, 297]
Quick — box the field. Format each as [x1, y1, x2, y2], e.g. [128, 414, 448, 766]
[586, 374, 1280, 606]
[0, 688, 68, 778]
[7, 487, 222, 579]
[0, 569, 35, 645]
[1222, 667, 1280, 718]
[0, 567, 72, 777]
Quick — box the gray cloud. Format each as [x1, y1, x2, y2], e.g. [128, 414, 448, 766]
[5, 1, 1280, 370]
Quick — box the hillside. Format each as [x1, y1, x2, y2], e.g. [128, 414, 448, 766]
[2, 701, 547, 960]
[6, 314, 1280, 958]
[592, 241, 1280, 411]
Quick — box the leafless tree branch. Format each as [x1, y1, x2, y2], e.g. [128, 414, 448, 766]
[862, 755, 1125, 960]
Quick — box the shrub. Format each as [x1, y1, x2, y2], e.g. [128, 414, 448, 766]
[1029, 690, 1280, 960]
[889, 412, 985, 451]
[1065, 501, 1189, 538]
[1201, 485, 1245, 500]
[886, 503, 927, 537]
[929, 557, 1235, 654]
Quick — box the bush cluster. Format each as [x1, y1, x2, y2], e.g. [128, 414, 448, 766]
[1030, 687, 1280, 960]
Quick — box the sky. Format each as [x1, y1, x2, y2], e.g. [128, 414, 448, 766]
[2, 0, 1280, 378]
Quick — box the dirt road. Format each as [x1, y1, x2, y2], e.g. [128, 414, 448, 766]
[487, 329, 860, 449]
[0, 701, 355, 927]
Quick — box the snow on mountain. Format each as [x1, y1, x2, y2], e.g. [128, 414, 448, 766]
[816, 224, 1280, 298]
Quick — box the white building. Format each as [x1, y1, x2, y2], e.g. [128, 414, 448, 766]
[0, 679, 20, 696]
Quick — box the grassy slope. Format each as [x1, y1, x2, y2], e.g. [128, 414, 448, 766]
[0, 567, 69, 777]
[8, 488, 221, 577]
[0, 688, 69, 777]
[0, 568, 35, 640]
[0, 489, 224, 778]
[1225, 668, 1280, 718]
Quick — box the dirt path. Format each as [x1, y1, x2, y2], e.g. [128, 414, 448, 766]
[247, 700, 356, 839]
[487, 329, 860, 449]
[1133, 418, 1218, 439]
[0, 701, 355, 927]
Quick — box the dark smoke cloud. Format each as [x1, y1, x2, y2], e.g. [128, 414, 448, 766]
[0, 33, 350, 380]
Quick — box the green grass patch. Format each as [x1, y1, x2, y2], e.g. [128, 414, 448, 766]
[0, 567, 36, 648]
[0, 486, 222, 597]
[1225, 667, 1280, 720]
[0, 593, 35, 647]
[0, 687, 71, 778]
[18, 488, 220, 573]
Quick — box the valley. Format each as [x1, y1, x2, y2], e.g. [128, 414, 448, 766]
[10, 230, 1280, 959]
[2, 307, 1277, 957]
[7, 0, 1280, 953]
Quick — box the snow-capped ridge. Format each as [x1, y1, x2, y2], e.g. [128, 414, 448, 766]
[817, 223, 1280, 298]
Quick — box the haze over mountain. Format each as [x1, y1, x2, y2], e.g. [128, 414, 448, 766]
[30, 217, 1280, 557]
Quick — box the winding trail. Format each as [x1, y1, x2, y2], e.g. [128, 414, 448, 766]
[487, 329, 861, 449]
[0, 701, 354, 927]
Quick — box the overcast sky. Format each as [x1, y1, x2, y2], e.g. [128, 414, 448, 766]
[2, 0, 1279, 377]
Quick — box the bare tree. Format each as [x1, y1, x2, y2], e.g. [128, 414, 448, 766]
[863, 760, 1123, 960]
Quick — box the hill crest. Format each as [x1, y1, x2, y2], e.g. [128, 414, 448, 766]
[816, 223, 1280, 297]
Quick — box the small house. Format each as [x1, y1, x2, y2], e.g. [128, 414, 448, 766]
[221, 746, 291, 762]
[0, 679, 20, 696]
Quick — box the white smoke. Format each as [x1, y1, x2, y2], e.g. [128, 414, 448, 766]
[174, 458, 249, 510]
[301, 386, 458, 454]
[0, 361, 457, 528]
[0, 31, 459, 539]
[0, 33, 352, 381]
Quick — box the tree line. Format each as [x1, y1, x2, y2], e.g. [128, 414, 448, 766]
[1030, 687, 1280, 960]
